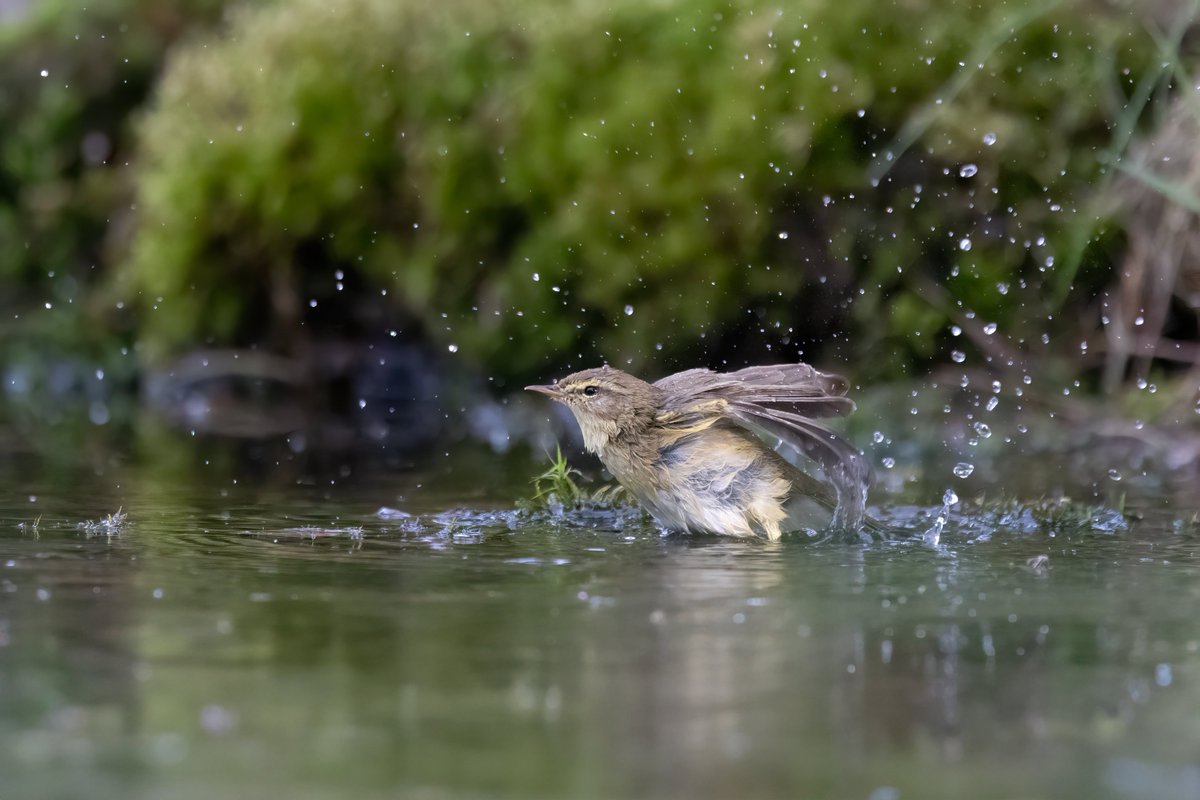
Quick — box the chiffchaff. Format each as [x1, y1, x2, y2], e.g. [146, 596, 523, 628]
[527, 363, 874, 540]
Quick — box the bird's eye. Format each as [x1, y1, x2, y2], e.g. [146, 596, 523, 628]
[582, 385, 599, 397]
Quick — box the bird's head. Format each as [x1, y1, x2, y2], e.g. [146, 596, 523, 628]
[526, 366, 660, 454]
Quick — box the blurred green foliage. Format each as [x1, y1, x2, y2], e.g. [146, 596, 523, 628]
[0, 0, 227, 365]
[119, 0, 1163, 382]
[7, 0, 1175, 384]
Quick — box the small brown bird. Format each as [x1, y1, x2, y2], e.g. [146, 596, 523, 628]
[527, 363, 873, 540]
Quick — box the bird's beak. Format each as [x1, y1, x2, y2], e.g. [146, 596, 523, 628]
[525, 383, 562, 398]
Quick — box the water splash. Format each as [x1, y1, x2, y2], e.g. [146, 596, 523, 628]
[924, 489, 959, 547]
[76, 508, 128, 536]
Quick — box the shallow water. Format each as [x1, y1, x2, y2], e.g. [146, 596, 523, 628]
[1, 433, 1199, 800]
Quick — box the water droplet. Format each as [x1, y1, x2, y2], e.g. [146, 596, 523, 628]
[951, 350, 966, 363]
[1107, 468, 1122, 482]
[447, 343, 459, 353]
[89, 402, 110, 426]
[953, 462, 975, 478]
[623, 305, 634, 316]
[872, 431, 885, 444]
[881, 457, 896, 469]
[959, 164, 978, 178]
[950, 325, 962, 336]
[972, 421, 991, 438]
[985, 396, 999, 412]
[959, 237, 972, 251]
[983, 322, 997, 335]
[942, 489, 959, 506]
[982, 132, 997, 146]
[1156, 663, 1173, 687]
[39, 69, 49, 78]
[778, 231, 789, 240]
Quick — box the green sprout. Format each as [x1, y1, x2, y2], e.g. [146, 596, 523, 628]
[524, 446, 629, 511]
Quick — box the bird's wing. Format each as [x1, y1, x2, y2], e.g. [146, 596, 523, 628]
[654, 364, 869, 529]
[725, 403, 870, 528]
[651, 397, 728, 436]
[655, 364, 855, 418]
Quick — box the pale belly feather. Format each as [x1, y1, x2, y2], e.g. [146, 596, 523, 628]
[602, 428, 824, 540]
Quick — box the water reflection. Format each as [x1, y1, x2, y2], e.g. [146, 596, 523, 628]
[0, 469, 1198, 799]
[0, 525, 142, 797]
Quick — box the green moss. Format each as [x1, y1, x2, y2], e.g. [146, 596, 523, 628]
[116, 0, 1165, 381]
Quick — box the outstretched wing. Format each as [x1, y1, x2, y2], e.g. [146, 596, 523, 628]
[655, 364, 855, 418]
[654, 364, 870, 529]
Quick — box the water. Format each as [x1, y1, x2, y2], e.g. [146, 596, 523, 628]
[1, 436, 1199, 800]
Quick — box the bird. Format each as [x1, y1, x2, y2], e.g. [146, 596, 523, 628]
[526, 363, 875, 540]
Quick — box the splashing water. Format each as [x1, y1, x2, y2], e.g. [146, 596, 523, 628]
[924, 489, 959, 547]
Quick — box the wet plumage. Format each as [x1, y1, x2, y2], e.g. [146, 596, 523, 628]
[526, 364, 872, 540]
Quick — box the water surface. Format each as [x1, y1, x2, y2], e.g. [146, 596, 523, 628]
[1, 437, 1198, 800]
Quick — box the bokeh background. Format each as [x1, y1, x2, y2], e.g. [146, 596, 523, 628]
[1, 0, 1198, 452]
